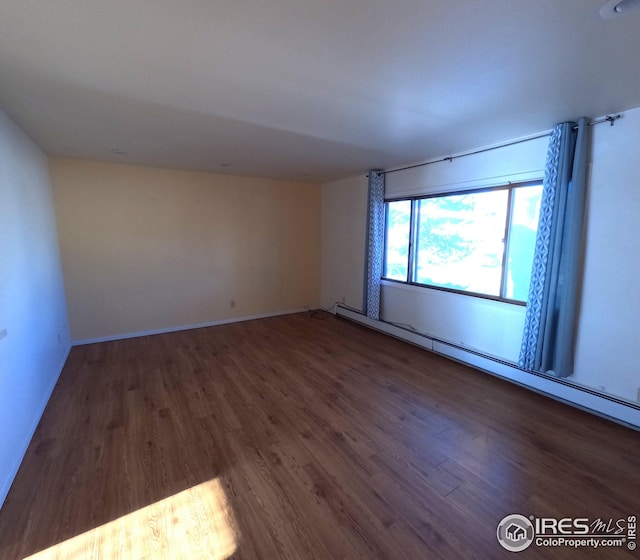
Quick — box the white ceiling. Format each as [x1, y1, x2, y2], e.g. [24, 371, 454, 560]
[1, 0, 639, 182]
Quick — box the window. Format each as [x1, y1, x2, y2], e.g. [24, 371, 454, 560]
[383, 200, 411, 281]
[383, 181, 543, 304]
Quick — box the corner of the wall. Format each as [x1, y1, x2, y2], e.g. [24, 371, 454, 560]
[0, 343, 71, 510]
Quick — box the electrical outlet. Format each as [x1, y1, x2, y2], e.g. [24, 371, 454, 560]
[341, 296, 346, 304]
[230, 300, 236, 308]
[0, 328, 7, 341]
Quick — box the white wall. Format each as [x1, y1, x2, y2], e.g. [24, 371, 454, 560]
[322, 111, 640, 405]
[385, 135, 548, 198]
[572, 107, 640, 402]
[381, 284, 529, 361]
[0, 111, 71, 507]
[321, 174, 368, 311]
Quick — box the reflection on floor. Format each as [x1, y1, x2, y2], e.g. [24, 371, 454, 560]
[24, 479, 237, 560]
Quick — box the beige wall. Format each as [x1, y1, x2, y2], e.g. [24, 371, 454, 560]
[50, 158, 320, 341]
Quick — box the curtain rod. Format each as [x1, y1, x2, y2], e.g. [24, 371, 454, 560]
[381, 114, 621, 176]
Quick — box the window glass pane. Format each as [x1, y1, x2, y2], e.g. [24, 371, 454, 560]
[505, 184, 543, 301]
[383, 200, 411, 281]
[414, 190, 508, 296]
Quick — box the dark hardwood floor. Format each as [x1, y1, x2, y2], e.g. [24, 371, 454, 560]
[0, 312, 638, 559]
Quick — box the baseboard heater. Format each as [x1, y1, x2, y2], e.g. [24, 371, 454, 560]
[334, 305, 640, 430]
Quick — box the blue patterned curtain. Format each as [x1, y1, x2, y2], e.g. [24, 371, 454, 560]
[519, 118, 589, 377]
[363, 170, 385, 319]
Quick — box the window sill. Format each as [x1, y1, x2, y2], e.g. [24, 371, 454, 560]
[380, 279, 526, 309]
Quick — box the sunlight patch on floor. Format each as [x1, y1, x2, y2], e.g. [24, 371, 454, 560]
[24, 478, 238, 560]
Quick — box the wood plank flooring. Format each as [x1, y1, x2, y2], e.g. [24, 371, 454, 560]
[0, 312, 638, 559]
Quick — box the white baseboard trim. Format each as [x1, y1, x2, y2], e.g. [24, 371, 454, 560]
[0, 344, 71, 509]
[72, 308, 309, 346]
[336, 306, 640, 430]
[338, 307, 435, 351]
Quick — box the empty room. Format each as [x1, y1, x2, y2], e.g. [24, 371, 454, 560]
[1, 1, 639, 558]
